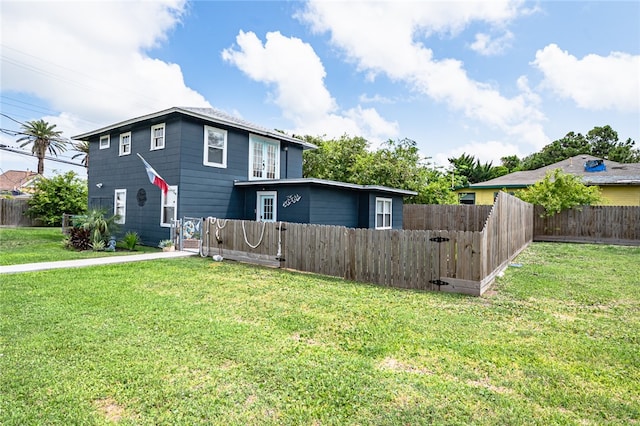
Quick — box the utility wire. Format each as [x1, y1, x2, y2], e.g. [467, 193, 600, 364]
[0, 144, 86, 167]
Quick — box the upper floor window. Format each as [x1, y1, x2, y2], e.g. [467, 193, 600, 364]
[119, 132, 131, 156]
[249, 134, 279, 180]
[375, 197, 392, 229]
[99, 135, 110, 149]
[114, 189, 126, 224]
[203, 126, 227, 168]
[150, 123, 165, 150]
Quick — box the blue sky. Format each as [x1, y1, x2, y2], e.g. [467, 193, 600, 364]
[1, 0, 639, 179]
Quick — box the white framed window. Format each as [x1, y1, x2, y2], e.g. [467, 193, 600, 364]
[119, 132, 131, 156]
[375, 197, 392, 229]
[150, 123, 165, 151]
[114, 189, 126, 224]
[203, 126, 227, 168]
[249, 134, 279, 180]
[161, 185, 178, 227]
[99, 135, 110, 149]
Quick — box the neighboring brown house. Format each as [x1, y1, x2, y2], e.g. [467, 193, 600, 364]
[0, 170, 40, 196]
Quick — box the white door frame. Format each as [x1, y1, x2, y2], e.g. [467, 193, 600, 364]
[256, 191, 277, 222]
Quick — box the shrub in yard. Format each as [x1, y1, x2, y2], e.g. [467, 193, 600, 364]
[65, 227, 92, 251]
[26, 171, 87, 226]
[515, 169, 602, 217]
[90, 239, 105, 252]
[123, 232, 139, 251]
[81, 209, 119, 248]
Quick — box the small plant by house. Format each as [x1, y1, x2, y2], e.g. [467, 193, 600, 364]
[123, 232, 140, 251]
[158, 239, 174, 251]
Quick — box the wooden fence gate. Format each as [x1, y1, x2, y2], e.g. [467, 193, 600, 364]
[199, 219, 469, 293]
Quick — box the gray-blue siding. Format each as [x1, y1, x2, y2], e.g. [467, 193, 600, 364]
[239, 185, 405, 229]
[88, 113, 306, 245]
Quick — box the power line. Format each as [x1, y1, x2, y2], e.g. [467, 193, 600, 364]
[0, 144, 86, 167]
[1, 44, 169, 107]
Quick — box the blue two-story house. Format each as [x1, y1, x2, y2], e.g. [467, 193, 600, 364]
[73, 107, 415, 245]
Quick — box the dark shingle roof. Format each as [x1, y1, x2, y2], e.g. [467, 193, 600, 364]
[73, 107, 316, 150]
[468, 154, 640, 188]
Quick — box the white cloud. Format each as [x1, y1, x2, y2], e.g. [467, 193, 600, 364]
[222, 30, 398, 142]
[533, 43, 640, 112]
[433, 140, 525, 168]
[469, 31, 514, 56]
[297, 1, 548, 150]
[0, 0, 210, 133]
[359, 94, 395, 104]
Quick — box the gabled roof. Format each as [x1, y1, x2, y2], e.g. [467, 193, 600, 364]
[0, 170, 39, 192]
[468, 154, 640, 188]
[72, 106, 317, 150]
[234, 178, 418, 196]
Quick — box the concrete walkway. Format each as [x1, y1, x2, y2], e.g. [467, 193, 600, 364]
[0, 250, 197, 274]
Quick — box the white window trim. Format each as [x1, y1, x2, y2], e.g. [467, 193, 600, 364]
[150, 123, 165, 151]
[99, 135, 110, 150]
[161, 185, 178, 228]
[256, 191, 277, 222]
[114, 189, 126, 224]
[249, 134, 280, 181]
[203, 125, 227, 168]
[119, 132, 131, 156]
[375, 197, 392, 230]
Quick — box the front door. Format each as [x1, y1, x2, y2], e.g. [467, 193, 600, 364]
[257, 191, 277, 222]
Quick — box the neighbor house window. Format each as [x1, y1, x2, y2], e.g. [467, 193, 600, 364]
[161, 185, 178, 227]
[249, 134, 279, 180]
[459, 192, 476, 205]
[119, 132, 131, 156]
[203, 126, 227, 168]
[114, 189, 126, 224]
[375, 197, 392, 229]
[99, 135, 110, 149]
[150, 123, 165, 150]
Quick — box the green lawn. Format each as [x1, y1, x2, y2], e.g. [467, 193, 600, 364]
[0, 227, 159, 265]
[1, 231, 639, 424]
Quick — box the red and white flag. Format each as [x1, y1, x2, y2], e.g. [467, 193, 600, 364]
[137, 153, 169, 195]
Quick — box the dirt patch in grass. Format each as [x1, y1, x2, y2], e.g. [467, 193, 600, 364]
[378, 357, 433, 375]
[94, 397, 127, 423]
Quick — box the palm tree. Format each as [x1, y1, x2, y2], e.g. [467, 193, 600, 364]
[72, 140, 89, 168]
[16, 119, 67, 175]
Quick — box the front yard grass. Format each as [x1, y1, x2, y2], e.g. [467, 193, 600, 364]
[1, 241, 638, 425]
[0, 227, 159, 265]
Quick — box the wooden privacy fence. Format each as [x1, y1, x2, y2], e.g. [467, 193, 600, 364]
[0, 198, 41, 226]
[534, 205, 640, 246]
[200, 193, 533, 296]
[403, 204, 493, 232]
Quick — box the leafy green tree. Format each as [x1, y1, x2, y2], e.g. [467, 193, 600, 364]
[303, 134, 369, 183]
[16, 119, 67, 175]
[303, 135, 457, 204]
[515, 169, 602, 217]
[519, 125, 639, 170]
[586, 126, 640, 163]
[26, 171, 87, 226]
[500, 155, 522, 172]
[522, 132, 590, 170]
[448, 153, 507, 185]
